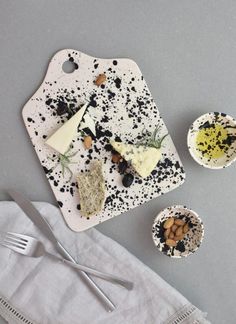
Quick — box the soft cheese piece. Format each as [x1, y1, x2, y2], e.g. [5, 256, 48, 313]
[79, 113, 96, 136]
[110, 140, 162, 178]
[77, 160, 106, 217]
[45, 105, 87, 154]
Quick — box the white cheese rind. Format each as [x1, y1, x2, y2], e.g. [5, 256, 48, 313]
[110, 141, 161, 178]
[45, 105, 87, 154]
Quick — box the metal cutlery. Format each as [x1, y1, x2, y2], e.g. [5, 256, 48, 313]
[0, 231, 133, 291]
[8, 189, 116, 312]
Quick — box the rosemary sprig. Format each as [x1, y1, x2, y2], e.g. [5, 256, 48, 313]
[47, 146, 78, 183]
[137, 126, 168, 149]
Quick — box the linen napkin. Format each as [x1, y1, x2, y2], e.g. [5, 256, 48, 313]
[0, 201, 210, 324]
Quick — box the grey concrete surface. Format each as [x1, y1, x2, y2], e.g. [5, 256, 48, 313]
[1, 1, 236, 323]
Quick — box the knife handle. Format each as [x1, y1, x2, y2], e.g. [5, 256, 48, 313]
[60, 258, 133, 290]
[57, 241, 115, 312]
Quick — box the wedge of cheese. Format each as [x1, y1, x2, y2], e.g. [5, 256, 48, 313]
[110, 140, 162, 178]
[46, 105, 87, 154]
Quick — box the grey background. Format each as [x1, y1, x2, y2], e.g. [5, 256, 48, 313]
[0, 1, 236, 323]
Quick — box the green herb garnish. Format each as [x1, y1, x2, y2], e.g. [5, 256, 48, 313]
[47, 146, 78, 182]
[137, 126, 168, 149]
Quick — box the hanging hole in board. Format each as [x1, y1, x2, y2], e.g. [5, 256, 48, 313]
[62, 60, 78, 73]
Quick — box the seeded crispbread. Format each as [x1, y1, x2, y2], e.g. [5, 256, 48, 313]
[77, 160, 106, 217]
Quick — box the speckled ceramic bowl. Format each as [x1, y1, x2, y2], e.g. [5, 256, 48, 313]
[187, 112, 236, 169]
[152, 205, 204, 258]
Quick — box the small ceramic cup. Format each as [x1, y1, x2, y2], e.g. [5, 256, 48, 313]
[152, 205, 204, 258]
[187, 112, 236, 169]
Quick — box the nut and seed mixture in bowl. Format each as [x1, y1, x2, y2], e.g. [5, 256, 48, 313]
[152, 205, 204, 258]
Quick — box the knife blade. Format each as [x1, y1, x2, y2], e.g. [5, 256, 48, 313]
[8, 189, 115, 312]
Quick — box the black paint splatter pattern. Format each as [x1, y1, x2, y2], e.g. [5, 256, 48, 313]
[23, 49, 185, 231]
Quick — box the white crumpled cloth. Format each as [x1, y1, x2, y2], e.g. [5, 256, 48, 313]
[0, 201, 210, 324]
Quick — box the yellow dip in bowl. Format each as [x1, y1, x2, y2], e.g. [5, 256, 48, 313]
[188, 112, 236, 169]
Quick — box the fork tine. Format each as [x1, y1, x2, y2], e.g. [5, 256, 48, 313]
[4, 236, 27, 247]
[7, 232, 29, 242]
[0, 241, 25, 253]
[5, 233, 27, 245]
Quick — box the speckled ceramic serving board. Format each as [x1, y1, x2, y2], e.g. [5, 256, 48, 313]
[22, 49, 185, 232]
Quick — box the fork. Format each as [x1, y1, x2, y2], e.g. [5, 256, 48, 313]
[0, 232, 133, 290]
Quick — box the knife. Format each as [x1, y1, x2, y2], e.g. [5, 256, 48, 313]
[8, 189, 115, 312]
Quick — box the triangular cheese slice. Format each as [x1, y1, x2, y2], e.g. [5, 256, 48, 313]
[110, 140, 162, 178]
[46, 105, 87, 154]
